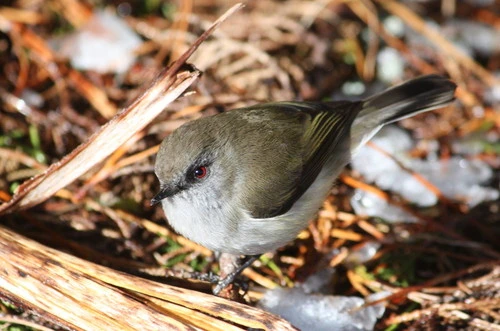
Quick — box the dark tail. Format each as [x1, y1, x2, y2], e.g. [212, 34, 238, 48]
[351, 75, 457, 152]
[362, 74, 456, 124]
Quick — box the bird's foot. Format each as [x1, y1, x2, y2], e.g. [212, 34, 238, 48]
[213, 254, 259, 296]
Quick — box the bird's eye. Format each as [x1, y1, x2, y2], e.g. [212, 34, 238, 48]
[193, 166, 207, 179]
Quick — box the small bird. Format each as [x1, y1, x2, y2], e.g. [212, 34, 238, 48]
[151, 75, 456, 294]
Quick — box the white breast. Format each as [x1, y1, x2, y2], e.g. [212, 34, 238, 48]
[161, 188, 247, 254]
[161, 161, 344, 255]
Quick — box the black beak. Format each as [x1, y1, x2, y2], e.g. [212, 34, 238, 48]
[151, 185, 180, 206]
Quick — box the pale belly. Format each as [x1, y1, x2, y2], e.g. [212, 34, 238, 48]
[161, 164, 342, 255]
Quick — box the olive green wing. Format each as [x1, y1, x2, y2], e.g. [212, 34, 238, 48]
[294, 101, 360, 201]
[245, 101, 361, 219]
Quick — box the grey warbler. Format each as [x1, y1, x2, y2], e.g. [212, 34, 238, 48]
[151, 74, 456, 293]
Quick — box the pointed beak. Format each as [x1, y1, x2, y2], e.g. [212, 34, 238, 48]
[151, 185, 180, 206]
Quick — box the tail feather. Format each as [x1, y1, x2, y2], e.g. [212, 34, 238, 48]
[351, 75, 456, 153]
[362, 74, 457, 124]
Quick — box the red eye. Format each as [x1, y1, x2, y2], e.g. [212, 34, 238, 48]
[193, 166, 207, 179]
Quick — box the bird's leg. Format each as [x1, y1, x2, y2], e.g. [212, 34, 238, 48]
[213, 253, 260, 295]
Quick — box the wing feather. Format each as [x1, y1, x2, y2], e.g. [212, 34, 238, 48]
[241, 101, 361, 218]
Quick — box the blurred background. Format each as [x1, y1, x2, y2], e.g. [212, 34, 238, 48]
[0, 1, 498, 330]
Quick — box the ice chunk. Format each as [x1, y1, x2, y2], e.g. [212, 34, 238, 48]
[343, 241, 382, 267]
[259, 287, 387, 331]
[383, 16, 405, 38]
[351, 126, 437, 206]
[341, 81, 366, 96]
[376, 47, 405, 84]
[300, 267, 336, 294]
[484, 81, 500, 105]
[52, 11, 142, 73]
[446, 20, 500, 56]
[259, 267, 389, 330]
[21, 89, 44, 108]
[409, 157, 497, 206]
[351, 189, 418, 223]
[351, 126, 498, 221]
